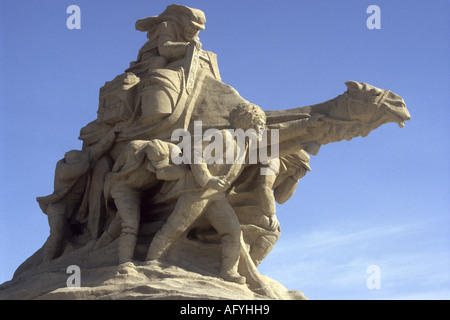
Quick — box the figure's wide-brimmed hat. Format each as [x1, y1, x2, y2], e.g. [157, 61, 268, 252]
[282, 150, 312, 172]
[136, 4, 206, 32]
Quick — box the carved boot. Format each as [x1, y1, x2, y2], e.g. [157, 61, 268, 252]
[219, 234, 246, 284]
[118, 232, 137, 264]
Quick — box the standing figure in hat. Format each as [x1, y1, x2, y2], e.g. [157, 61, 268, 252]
[126, 5, 206, 125]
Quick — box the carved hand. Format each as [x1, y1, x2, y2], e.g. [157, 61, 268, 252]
[206, 176, 229, 190]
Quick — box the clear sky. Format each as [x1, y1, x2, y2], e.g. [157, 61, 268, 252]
[0, 0, 449, 300]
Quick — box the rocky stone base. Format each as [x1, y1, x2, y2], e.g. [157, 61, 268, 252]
[0, 260, 306, 300]
[0, 239, 306, 300]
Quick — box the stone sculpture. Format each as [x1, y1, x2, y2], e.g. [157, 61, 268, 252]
[0, 4, 410, 300]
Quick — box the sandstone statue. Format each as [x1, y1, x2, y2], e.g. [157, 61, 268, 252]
[0, 4, 410, 300]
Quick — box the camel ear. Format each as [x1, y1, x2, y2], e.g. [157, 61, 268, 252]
[345, 81, 361, 92]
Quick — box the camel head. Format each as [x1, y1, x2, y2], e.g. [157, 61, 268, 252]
[321, 81, 411, 142]
[345, 81, 410, 127]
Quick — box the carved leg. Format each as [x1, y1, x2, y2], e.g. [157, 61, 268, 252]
[43, 203, 67, 262]
[206, 200, 245, 284]
[112, 187, 141, 264]
[219, 234, 245, 284]
[118, 232, 138, 264]
[93, 215, 121, 250]
[146, 195, 209, 260]
[87, 156, 113, 239]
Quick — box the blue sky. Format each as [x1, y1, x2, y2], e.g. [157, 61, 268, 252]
[1, 1, 449, 300]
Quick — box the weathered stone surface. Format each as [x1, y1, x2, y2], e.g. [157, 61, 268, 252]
[0, 4, 410, 300]
[0, 240, 306, 300]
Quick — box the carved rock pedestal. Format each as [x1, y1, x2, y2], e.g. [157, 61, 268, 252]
[0, 240, 306, 300]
